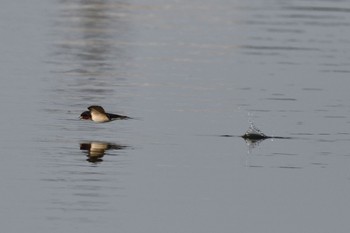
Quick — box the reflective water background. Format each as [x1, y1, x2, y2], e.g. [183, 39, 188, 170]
[1, 0, 350, 232]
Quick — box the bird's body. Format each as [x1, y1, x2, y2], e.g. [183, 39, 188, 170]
[88, 106, 110, 122]
[80, 105, 130, 123]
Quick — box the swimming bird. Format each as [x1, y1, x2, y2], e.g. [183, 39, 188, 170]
[80, 105, 130, 123]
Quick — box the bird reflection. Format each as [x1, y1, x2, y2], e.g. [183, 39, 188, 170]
[80, 141, 127, 163]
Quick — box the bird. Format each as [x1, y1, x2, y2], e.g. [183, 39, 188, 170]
[80, 105, 131, 123]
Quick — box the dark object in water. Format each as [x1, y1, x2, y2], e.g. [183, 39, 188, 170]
[241, 133, 270, 140]
[241, 133, 291, 140]
[220, 121, 291, 140]
[241, 121, 269, 140]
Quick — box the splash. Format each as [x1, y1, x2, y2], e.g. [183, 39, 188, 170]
[242, 120, 268, 139]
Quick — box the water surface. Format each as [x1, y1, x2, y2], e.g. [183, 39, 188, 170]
[1, 0, 350, 232]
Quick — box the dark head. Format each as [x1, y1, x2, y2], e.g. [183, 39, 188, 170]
[80, 111, 92, 120]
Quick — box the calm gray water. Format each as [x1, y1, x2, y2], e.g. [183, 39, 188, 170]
[1, 0, 350, 232]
